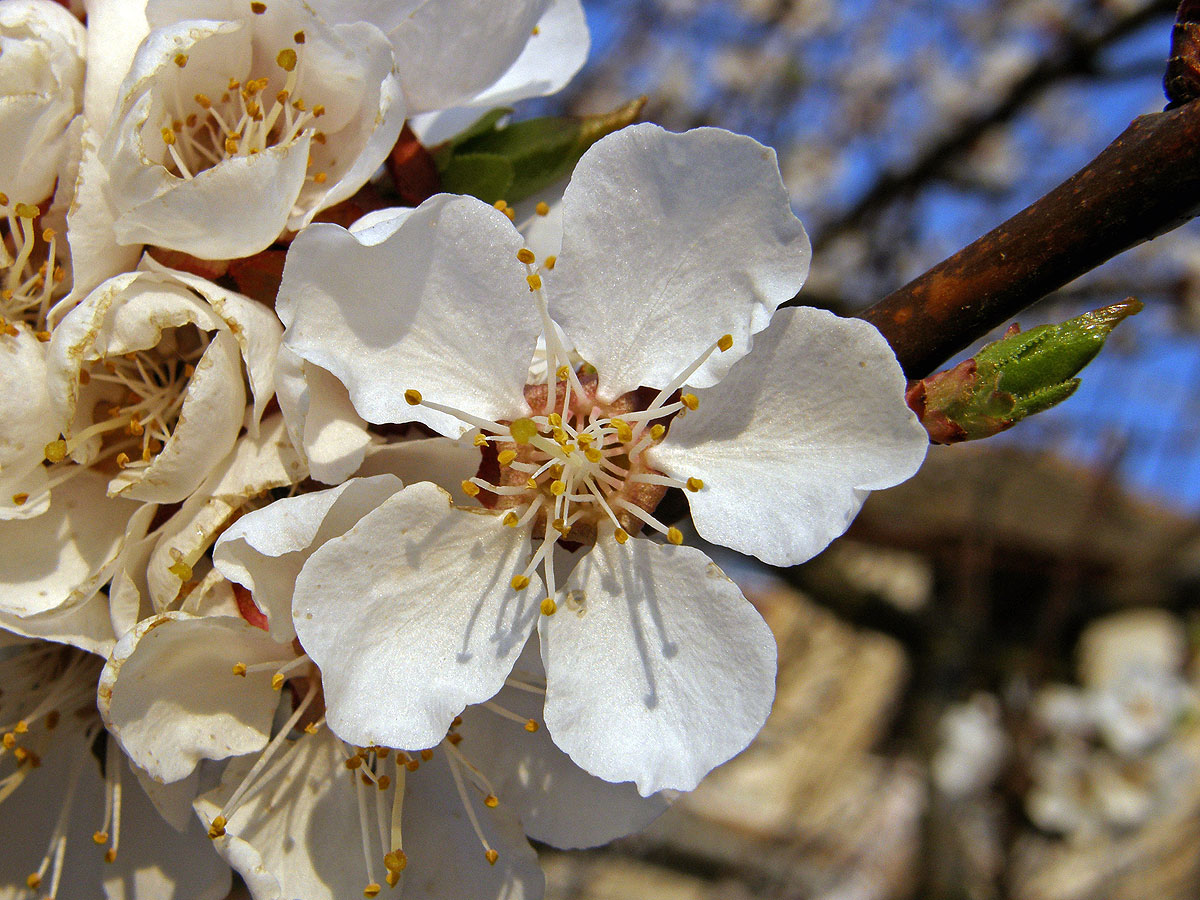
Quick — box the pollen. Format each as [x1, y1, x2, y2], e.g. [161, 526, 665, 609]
[549, 480, 566, 496]
[26, 874, 41, 890]
[540, 597, 557, 616]
[11, 493, 28, 506]
[271, 673, 284, 691]
[474, 433, 489, 447]
[461, 480, 481, 498]
[404, 389, 422, 405]
[363, 884, 381, 897]
[511, 575, 530, 591]
[667, 527, 684, 545]
[493, 199, 508, 211]
[516, 248, 535, 264]
[250, 1, 267, 12]
[535, 201, 550, 216]
[650, 424, 666, 440]
[612, 419, 633, 442]
[502, 511, 519, 527]
[686, 477, 704, 491]
[294, 30, 306, 43]
[208, 815, 227, 839]
[161, 127, 177, 145]
[681, 393, 699, 410]
[93, 830, 109, 844]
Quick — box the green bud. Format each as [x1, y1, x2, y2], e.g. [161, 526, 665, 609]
[433, 97, 647, 204]
[907, 298, 1141, 444]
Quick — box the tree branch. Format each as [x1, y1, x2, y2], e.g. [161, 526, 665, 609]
[857, 96, 1200, 378]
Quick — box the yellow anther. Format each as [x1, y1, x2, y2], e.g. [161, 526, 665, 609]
[544, 254, 557, 270]
[526, 477, 538, 490]
[208, 815, 227, 839]
[167, 558, 192, 581]
[225, 136, 239, 154]
[277, 48, 298, 71]
[0, 192, 8, 206]
[304, 722, 319, 734]
[174, 52, 188, 67]
[585, 448, 602, 463]
[612, 419, 633, 442]
[128, 413, 143, 436]
[11, 493, 28, 506]
[1, 733, 14, 749]
[364, 884, 381, 897]
[524, 718, 539, 732]
[681, 393, 699, 411]
[549, 480, 566, 496]
[547, 413, 562, 428]
[667, 527, 684, 545]
[540, 597, 557, 616]
[485, 849, 499, 866]
[461, 480, 481, 498]
[345, 754, 364, 770]
[555, 365, 569, 381]
[161, 127, 177, 145]
[93, 830, 109, 844]
[526, 273, 542, 291]
[614, 528, 629, 544]
[377, 774, 391, 790]
[294, 29, 306, 43]
[195, 92, 212, 109]
[497, 450, 517, 466]
[535, 201, 550, 216]
[404, 758, 419, 771]
[42, 227, 55, 241]
[271, 673, 284, 691]
[717, 333, 734, 352]
[552, 518, 570, 535]
[14, 721, 27, 734]
[105, 847, 118, 863]
[26, 874, 41, 890]
[312, 171, 328, 185]
[511, 575, 530, 591]
[493, 199, 508, 211]
[447, 732, 463, 745]
[502, 511, 519, 527]
[576, 433, 594, 445]
[516, 248, 535, 264]
[484, 794, 500, 808]
[250, 1, 266, 11]
[115, 452, 131, 468]
[552, 427, 568, 444]
[509, 418, 537, 444]
[423, 745, 437, 758]
[384, 850, 408, 872]
[232, 662, 247, 677]
[504, 206, 516, 221]
[14, 202, 37, 218]
[12, 746, 28, 763]
[385, 871, 401, 887]
[473, 433, 488, 447]
[313, 104, 326, 117]
[404, 389, 422, 405]
[686, 477, 704, 492]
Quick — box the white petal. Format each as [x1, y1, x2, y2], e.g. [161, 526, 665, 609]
[82, 0, 149, 129]
[458, 639, 670, 849]
[293, 482, 540, 749]
[0, 589, 117, 656]
[648, 307, 928, 566]
[213, 475, 404, 643]
[401, 751, 544, 900]
[353, 436, 482, 497]
[278, 196, 538, 437]
[0, 325, 62, 518]
[540, 536, 776, 795]
[193, 729, 379, 900]
[549, 124, 810, 400]
[274, 345, 370, 486]
[99, 612, 294, 783]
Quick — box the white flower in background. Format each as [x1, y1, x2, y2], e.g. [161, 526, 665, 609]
[44, 258, 280, 507]
[273, 124, 928, 794]
[99, 0, 404, 259]
[0, 638, 230, 900]
[0, 0, 86, 207]
[932, 693, 1009, 798]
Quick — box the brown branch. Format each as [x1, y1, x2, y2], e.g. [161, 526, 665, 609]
[858, 96, 1200, 378]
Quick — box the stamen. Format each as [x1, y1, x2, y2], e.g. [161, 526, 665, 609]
[445, 750, 497, 866]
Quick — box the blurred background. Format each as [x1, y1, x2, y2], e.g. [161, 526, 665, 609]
[526, 1, 1200, 897]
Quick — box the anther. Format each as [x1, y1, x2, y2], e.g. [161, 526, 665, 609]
[650, 424, 666, 440]
[555, 365, 569, 381]
[516, 248, 535, 264]
[293, 30, 306, 43]
[461, 480, 481, 498]
[174, 52, 188, 67]
[271, 673, 284, 691]
[14, 203, 37, 218]
[524, 719, 539, 733]
[250, 1, 266, 12]
[384, 850, 407, 872]
[105, 848, 118, 863]
[277, 48, 297, 71]
[540, 597, 557, 616]
[386, 871, 401, 887]
[404, 389, 422, 405]
[420, 748, 434, 761]
[161, 127, 177, 145]
[93, 831, 108, 844]
[493, 200, 508, 211]
[544, 255, 557, 270]
[526, 273, 542, 291]
[474, 433, 488, 447]
[208, 815, 227, 839]
[11, 493, 28, 506]
[502, 512, 519, 527]
[447, 732, 463, 746]
[667, 527, 684, 545]
[681, 393, 699, 411]
[115, 452, 131, 468]
[509, 418, 537, 444]
[718, 333, 733, 352]
[549, 480, 566, 496]
[614, 529, 629, 544]
[686, 477, 704, 491]
[535, 201, 550, 216]
[511, 575, 530, 591]
[345, 755, 364, 770]
[484, 794, 499, 808]
[485, 849, 499, 866]
[612, 419, 633, 442]
[364, 884, 381, 897]
[497, 450, 517, 466]
[232, 662, 247, 677]
[26, 874, 40, 890]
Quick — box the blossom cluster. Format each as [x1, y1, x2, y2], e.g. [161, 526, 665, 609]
[0, 1, 927, 898]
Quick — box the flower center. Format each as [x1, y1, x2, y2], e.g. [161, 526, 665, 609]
[0, 197, 67, 334]
[157, 36, 328, 187]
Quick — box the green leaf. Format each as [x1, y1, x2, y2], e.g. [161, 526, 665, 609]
[437, 153, 515, 204]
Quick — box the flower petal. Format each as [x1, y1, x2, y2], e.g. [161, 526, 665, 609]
[540, 535, 776, 795]
[647, 307, 928, 566]
[458, 638, 670, 849]
[293, 482, 540, 749]
[278, 195, 538, 437]
[549, 123, 810, 400]
[99, 612, 294, 783]
[213, 474, 405, 643]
